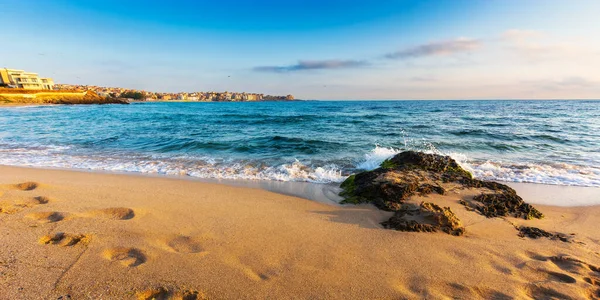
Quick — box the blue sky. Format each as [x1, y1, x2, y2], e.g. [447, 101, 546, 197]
[2, 0, 599, 99]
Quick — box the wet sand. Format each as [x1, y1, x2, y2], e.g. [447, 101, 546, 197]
[1, 165, 599, 299]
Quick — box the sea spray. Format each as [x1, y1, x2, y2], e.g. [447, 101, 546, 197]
[356, 145, 402, 170]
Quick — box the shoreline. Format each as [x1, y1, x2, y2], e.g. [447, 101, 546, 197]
[0, 164, 343, 205]
[1, 164, 599, 207]
[1, 165, 599, 298]
[0, 102, 60, 107]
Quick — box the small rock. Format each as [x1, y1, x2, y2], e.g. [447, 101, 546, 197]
[382, 202, 465, 236]
[471, 193, 544, 220]
[518, 226, 571, 242]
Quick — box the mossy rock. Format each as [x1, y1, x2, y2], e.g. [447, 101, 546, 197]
[379, 159, 398, 169]
[339, 151, 543, 224]
[339, 174, 363, 204]
[471, 192, 544, 220]
[339, 151, 473, 211]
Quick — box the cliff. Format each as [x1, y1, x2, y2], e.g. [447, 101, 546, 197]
[0, 89, 128, 105]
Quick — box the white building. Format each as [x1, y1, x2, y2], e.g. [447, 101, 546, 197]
[0, 68, 54, 90]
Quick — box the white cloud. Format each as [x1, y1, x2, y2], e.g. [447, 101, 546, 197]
[501, 29, 590, 63]
[385, 38, 482, 59]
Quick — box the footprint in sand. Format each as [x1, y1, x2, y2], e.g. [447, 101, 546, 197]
[39, 232, 89, 247]
[103, 247, 146, 267]
[543, 270, 578, 284]
[33, 196, 50, 204]
[17, 196, 51, 207]
[0, 204, 21, 214]
[222, 255, 277, 282]
[136, 286, 205, 300]
[526, 251, 549, 262]
[166, 236, 205, 254]
[91, 207, 135, 220]
[550, 256, 600, 296]
[448, 283, 511, 300]
[528, 255, 600, 298]
[13, 182, 39, 191]
[527, 285, 573, 300]
[550, 255, 600, 274]
[27, 211, 66, 223]
[0, 196, 50, 214]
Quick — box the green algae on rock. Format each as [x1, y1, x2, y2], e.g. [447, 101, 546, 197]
[339, 151, 544, 236]
[339, 151, 474, 211]
[379, 159, 399, 169]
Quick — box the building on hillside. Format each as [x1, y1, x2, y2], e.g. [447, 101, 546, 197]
[0, 68, 55, 90]
[40, 78, 55, 90]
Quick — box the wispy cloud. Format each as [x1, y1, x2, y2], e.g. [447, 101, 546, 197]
[501, 29, 586, 63]
[255, 37, 482, 73]
[556, 76, 594, 88]
[410, 76, 437, 82]
[254, 59, 368, 72]
[544, 76, 596, 90]
[521, 76, 598, 92]
[385, 38, 481, 59]
[502, 29, 544, 42]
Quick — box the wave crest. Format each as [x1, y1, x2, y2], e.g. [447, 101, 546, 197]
[356, 145, 402, 170]
[0, 143, 598, 187]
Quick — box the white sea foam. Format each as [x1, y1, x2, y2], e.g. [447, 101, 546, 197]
[463, 160, 600, 187]
[0, 144, 599, 187]
[0, 147, 346, 184]
[352, 145, 600, 187]
[356, 145, 402, 170]
[187, 160, 345, 183]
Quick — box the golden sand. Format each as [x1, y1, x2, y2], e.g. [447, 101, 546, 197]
[0, 165, 599, 299]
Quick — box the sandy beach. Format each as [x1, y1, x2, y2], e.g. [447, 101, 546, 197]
[4, 1, 599, 299]
[0, 165, 599, 299]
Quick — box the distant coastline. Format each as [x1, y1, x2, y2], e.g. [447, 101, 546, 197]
[0, 85, 297, 106]
[1, 67, 295, 104]
[55, 84, 295, 102]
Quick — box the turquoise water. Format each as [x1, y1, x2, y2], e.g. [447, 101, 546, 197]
[0, 100, 599, 187]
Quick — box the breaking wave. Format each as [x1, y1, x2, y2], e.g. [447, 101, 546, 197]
[0, 143, 598, 187]
[352, 145, 600, 187]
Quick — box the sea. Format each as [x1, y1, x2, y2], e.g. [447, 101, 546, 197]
[1, 100, 599, 189]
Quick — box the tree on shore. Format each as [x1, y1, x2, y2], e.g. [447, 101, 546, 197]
[120, 91, 144, 100]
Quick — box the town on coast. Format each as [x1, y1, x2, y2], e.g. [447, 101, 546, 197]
[0, 67, 295, 104]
